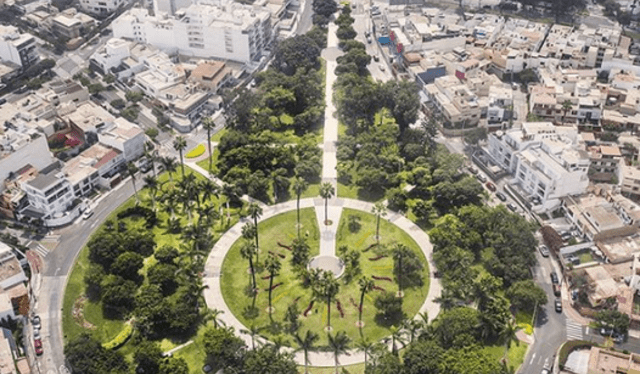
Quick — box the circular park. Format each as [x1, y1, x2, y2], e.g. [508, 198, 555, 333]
[218, 205, 430, 348]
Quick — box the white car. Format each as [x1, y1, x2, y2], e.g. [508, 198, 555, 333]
[82, 208, 94, 220]
[379, 63, 385, 71]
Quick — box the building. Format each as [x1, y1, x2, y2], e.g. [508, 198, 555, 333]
[97, 117, 145, 161]
[112, 0, 273, 64]
[587, 347, 640, 374]
[487, 122, 590, 211]
[588, 144, 622, 183]
[0, 242, 28, 321]
[0, 127, 54, 190]
[50, 9, 96, 39]
[60, 101, 115, 142]
[154, 0, 191, 15]
[0, 327, 17, 374]
[79, 0, 127, 16]
[20, 162, 77, 222]
[0, 25, 38, 70]
[188, 60, 232, 92]
[424, 75, 481, 127]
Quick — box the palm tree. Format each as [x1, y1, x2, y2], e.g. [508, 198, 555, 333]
[357, 276, 375, 326]
[173, 136, 187, 178]
[434, 288, 459, 311]
[143, 141, 158, 177]
[319, 182, 335, 225]
[384, 325, 407, 356]
[321, 271, 339, 330]
[269, 335, 289, 351]
[295, 330, 319, 374]
[200, 179, 220, 204]
[500, 321, 521, 357]
[161, 189, 179, 219]
[355, 337, 374, 368]
[248, 202, 263, 262]
[202, 308, 225, 329]
[561, 100, 572, 126]
[127, 162, 139, 204]
[392, 244, 411, 296]
[160, 156, 178, 181]
[221, 183, 237, 226]
[402, 318, 424, 343]
[143, 175, 159, 210]
[372, 202, 387, 244]
[327, 331, 351, 374]
[202, 117, 216, 172]
[292, 177, 308, 239]
[240, 241, 257, 293]
[264, 254, 281, 316]
[240, 324, 263, 350]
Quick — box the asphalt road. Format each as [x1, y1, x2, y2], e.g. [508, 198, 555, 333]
[35, 179, 135, 374]
[296, 0, 314, 35]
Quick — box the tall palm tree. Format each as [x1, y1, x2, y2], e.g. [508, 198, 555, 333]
[143, 141, 158, 177]
[355, 337, 374, 368]
[292, 176, 308, 239]
[201, 308, 225, 329]
[221, 183, 237, 226]
[319, 182, 335, 225]
[327, 331, 351, 374]
[264, 254, 281, 316]
[200, 179, 220, 204]
[161, 156, 178, 181]
[372, 202, 387, 245]
[240, 241, 257, 293]
[161, 189, 179, 219]
[402, 318, 424, 343]
[179, 173, 199, 207]
[248, 202, 263, 262]
[561, 100, 572, 126]
[202, 117, 216, 172]
[271, 168, 289, 203]
[434, 288, 459, 311]
[357, 276, 375, 326]
[295, 330, 319, 374]
[321, 271, 339, 330]
[173, 136, 187, 178]
[240, 324, 263, 350]
[143, 175, 158, 210]
[500, 321, 521, 357]
[127, 162, 139, 204]
[392, 244, 411, 296]
[384, 325, 407, 356]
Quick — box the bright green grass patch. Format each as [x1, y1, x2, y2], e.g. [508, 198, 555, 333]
[63, 166, 241, 345]
[186, 144, 205, 158]
[210, 128, 227, 142]
[484, 342, 529, 372]
[338, 182, 358, 199]
[195, 148, 220, 175]
[515, 310, 534, 335]
[298, 183, 321, 199]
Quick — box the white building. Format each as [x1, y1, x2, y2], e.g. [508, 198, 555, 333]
[0, 25, 38, 70]
[0, 128, 54, 190]
[21, 162, 77, 222]
[79, 0, 128, 16]
[112, 0, 272, 63]
[98, 117, 145, 161]
[488, 122, 590, 211]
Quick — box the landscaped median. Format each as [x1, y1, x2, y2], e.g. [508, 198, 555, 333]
[186, 144, 205, 158]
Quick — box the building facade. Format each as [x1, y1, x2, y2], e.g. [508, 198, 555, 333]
[0, 26, 38, 70]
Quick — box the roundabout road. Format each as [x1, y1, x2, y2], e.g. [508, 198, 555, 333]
[202, 196, 441, 367]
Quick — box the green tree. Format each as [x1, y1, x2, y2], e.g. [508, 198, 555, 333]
[202, 326, 245, 370]
[319, 182, 335, 224]
[240, 241, 258, 294]
[293, 176, 308, 238]
[65, 334, 129, 374]
[372, 202, 387, 245]
[127, 162, 139, 204]
[295, 330, 319, 374]
[243, 346, 298, 374]
[264, 254, 281, 316]
[358, 276, 375, 325]
[133, 340, 163, 374]
[561, 100, 573, 126]
[433, 307, 481, 349]
[173, 136, 187, 178]
[143, 175, 159, 210]
[202, 117, 216, 172]
[595, 309, 630, 334]
[374, 292, 404, 325]
[272, 35, 321, 75]
[402, 339, 444, 374]
[506, 280, 548, 312]
[248, 202, 263, 262]
[327, 331, 351, 374]
[110, 251, 143, 281]
[160, 156, 177, 181]
[291, 237, 310, 268]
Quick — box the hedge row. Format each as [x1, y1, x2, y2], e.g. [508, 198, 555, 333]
[102, 322, 133, 350]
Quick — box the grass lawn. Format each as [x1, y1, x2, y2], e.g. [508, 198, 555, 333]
[484, 342, 529, 372]
[337, 183, 384, 203]
[515, 310, 534, 335]
[62, 165, 242, 352]
[195, 148, 220, 175]
[210, 128, 227, 142]
[221, 207, 429, 348]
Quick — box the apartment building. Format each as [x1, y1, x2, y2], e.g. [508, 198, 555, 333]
[50, 9, 97, 39]
[79, 0, 127, 16]
[488, 122, 590, 210]
[97, 117, 145, 161]
[588, 144, 622, 183]
[21, 162, 77, 222]
[113, 0, 272, 64]
[0, 25, 38, 70]
[424, 75, 481, 127]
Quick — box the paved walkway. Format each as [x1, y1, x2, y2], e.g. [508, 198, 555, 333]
[201, 197, 441, 367]
[320, 22, 342, 193]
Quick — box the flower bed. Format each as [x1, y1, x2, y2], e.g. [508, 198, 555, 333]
[372, 275, 392, 282]
[102, 321, 133, 350]
[303, 300, 314, 317]
[186, 144, 205, 159]
[277, 242, 292, 251]
[337, 299, 345, 318]
[368, 255, 387, 261]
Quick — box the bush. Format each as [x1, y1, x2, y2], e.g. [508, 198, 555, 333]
[102, 321, 133, 350]
[558, 341, 593, 367]
[186, 144, 205, 158]
[110, 99, 125, 109]
[116, 205, 157, 228]
[145, 128, 159, 141]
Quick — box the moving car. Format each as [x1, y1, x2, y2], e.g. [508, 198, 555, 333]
[34, 338, 43, 355]
[550, 271, 559, 284]
[554, 298, 563, 313]
[496, 192, 507, 201]
[539, 245, 550, 257]
[82, 208, 94, 220]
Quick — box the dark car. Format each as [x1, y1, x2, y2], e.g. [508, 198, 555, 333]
[613, 333, 625, 344]
[496, 192, 507, 201]
[600, 326, 614, 336]
[553, 284, 561, 297]
[507, 203, 518, 212]
[554, 299, 563, 313]
[486, 182, 497, 192]
[34, 338, 43, 355]
[550, 271, 559, 284]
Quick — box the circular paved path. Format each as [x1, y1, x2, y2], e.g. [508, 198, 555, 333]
[202, 197, 441, 367]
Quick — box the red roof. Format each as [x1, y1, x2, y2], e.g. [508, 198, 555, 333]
[94, 150, 120, 169]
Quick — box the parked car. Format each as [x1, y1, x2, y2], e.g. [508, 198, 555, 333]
[553, 284, 561, 297]
[613, 333, 625, 344]
[34, 338, 43, 355]
[32, 315, 41, 330]
[476, 174, 487, 183]
[554, 298, 563, 313]
[379, 63, 385, 71]
[366, 36, 372, 44]
[486, 182, 497, 192]
[550, 271, 559, 284]
[82, 208, 94, 220]
[496, 192, 507, 201]
[33, 329, 40, 340]
[539, 245, 550, 257]
[468, 166, 478, 174]
[600, 326, 614, 336]
[506, 203, 518, 212]
[567, 255, 580, 265]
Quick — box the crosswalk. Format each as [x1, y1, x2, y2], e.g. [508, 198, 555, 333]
[33, 244, 49, 258]
[566, 319, 584, 341]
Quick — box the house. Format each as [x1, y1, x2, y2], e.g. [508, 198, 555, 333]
[50, 9, 96, 39]
[588, 144, 622, 183]
[0, 242, 28, 320]
[187, 61, 232, 92]
[97, 117, 145, 162]
[587, 347, 640, 374]
[0, 25, 38, 70]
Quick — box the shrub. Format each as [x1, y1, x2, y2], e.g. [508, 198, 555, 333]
[145, 128, 159, 141]
[186, 144, 205, 158]
[102, 321, 133, 350]
[117, 205, 157, 228]
[558, 340, 593, 367]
